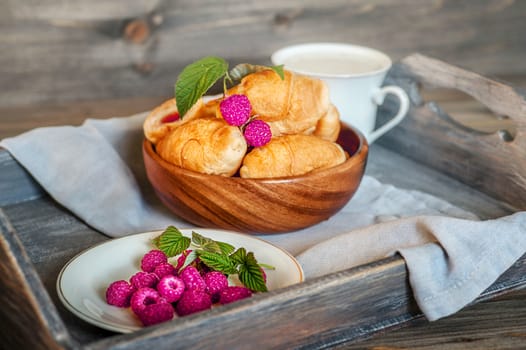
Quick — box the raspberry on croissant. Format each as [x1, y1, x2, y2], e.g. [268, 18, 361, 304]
[227, 70, 331, 137]
[239, 134, 346, 178]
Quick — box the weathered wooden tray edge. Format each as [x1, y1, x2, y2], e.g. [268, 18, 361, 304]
[2, 195, 526, 350]
[2, 197, 525, 350]
[381, 54, 526, 211]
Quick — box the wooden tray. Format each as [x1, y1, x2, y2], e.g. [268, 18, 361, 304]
[380, 54, 526, 210]
[1, 55, 526, 349]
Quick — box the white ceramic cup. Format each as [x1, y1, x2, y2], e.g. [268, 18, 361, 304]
[271, 43, 409, 143]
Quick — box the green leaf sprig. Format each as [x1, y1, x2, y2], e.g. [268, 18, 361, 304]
[174, 56, 284, 118]
[153, 226, 273, 292]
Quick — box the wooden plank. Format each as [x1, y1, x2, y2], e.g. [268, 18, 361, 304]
[0, 149, 45, 206]
[2, 0, 526, 107]
[0, 209, 72, 350]
[341, 289, 526, 350]
[378, 54, 526, 210]
[366, 146, 513, 220]
[1, 197, 115, 345]
[0, 96, 165, 140]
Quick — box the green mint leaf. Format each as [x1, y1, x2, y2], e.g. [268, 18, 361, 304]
[154, 226, 191, 257]
[175, 56, 228, 118]
[270, 65, 285, 80]
[228, 63, 285, 86]
[191, 231, 235, 255]
[192, 231, 222, 253]
[197, 251, 237, 274]
[192, 231, 211, 247]
[217, 241, 236, 256]
[228, 63, 258, 84]
[178, 250, 197, 273]
[229, 247, 247, 265]
[238, 252, 268, 292]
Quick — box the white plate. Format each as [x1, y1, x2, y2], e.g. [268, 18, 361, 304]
[57, 229, 304, 333]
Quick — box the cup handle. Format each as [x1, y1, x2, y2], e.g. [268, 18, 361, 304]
[368, 86, 410, 143]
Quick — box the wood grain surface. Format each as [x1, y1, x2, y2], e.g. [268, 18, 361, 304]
[379, 54, 526, 210]
[2, 0, 526, 107]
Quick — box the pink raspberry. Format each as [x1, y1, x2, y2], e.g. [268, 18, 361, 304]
[154, 262, 176, 279]
[220, 94, 252, 126]
[243, 120, 272, 147]
[219, 286, 253, 305]
[136, 302, 175, 327]
[105, 280, 136, 307]
[130, 287, 167, 315]
[175, 290, 212, 316]
[130, 271, 159, 289]
[141, 249, 168, 272]
[180, 266, 206, 292]
[161, 112, 180, 124]
[157, 275, 185, 303]
[204, 271, 229, 302]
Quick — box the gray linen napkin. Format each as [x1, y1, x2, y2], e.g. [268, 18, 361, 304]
[1, 113, 525, 321]
[296, 213, 526, 321]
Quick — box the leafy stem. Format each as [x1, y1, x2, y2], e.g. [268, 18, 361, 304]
[174, 56, 284, 119]
[153, 226, 272, 292]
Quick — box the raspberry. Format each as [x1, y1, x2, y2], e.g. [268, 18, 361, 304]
[106, 280, 136, 307]
[204, 271, 229, 302]
[243, 120, 272, 147]
[130, 271, 159, 289]
[130, 287, 167, 314]
[175, 290, 212, 316]
[136, 302, 175, 326]
[157, 275, 185, 303]
[161, 112, 180, 124]
[154, 262, 176, 279]
[180, 266, 206, 292]
[141, 250, 168, 272]
[219, 94, 252, 126]
[219, 286, 252, 305]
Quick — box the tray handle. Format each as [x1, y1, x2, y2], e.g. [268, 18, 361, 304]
[381, 54, 526, 209]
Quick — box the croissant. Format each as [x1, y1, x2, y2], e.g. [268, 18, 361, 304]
[239, 134, 347, 178]
[227, 70, 330, 136]
[312, 104, 341, 142]
[156, 116, 247, 176]
[143, 97, 218, 144]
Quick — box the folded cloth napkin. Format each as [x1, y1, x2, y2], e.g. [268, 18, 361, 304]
[296, 213, 526, 321]
[1, 113, 525, 322]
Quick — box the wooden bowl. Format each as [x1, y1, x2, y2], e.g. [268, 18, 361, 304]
[143, 123, 368, 234]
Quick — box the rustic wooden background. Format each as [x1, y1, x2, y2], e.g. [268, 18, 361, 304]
[1, 0, 526, 109]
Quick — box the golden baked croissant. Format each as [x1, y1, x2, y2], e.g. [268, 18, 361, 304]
[143, 97, 219, 144]
[156, 116, 247, 176]
[239, 134, 346, 178]
[313, 104, 341, 142]
[227, 70, 330, 136]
